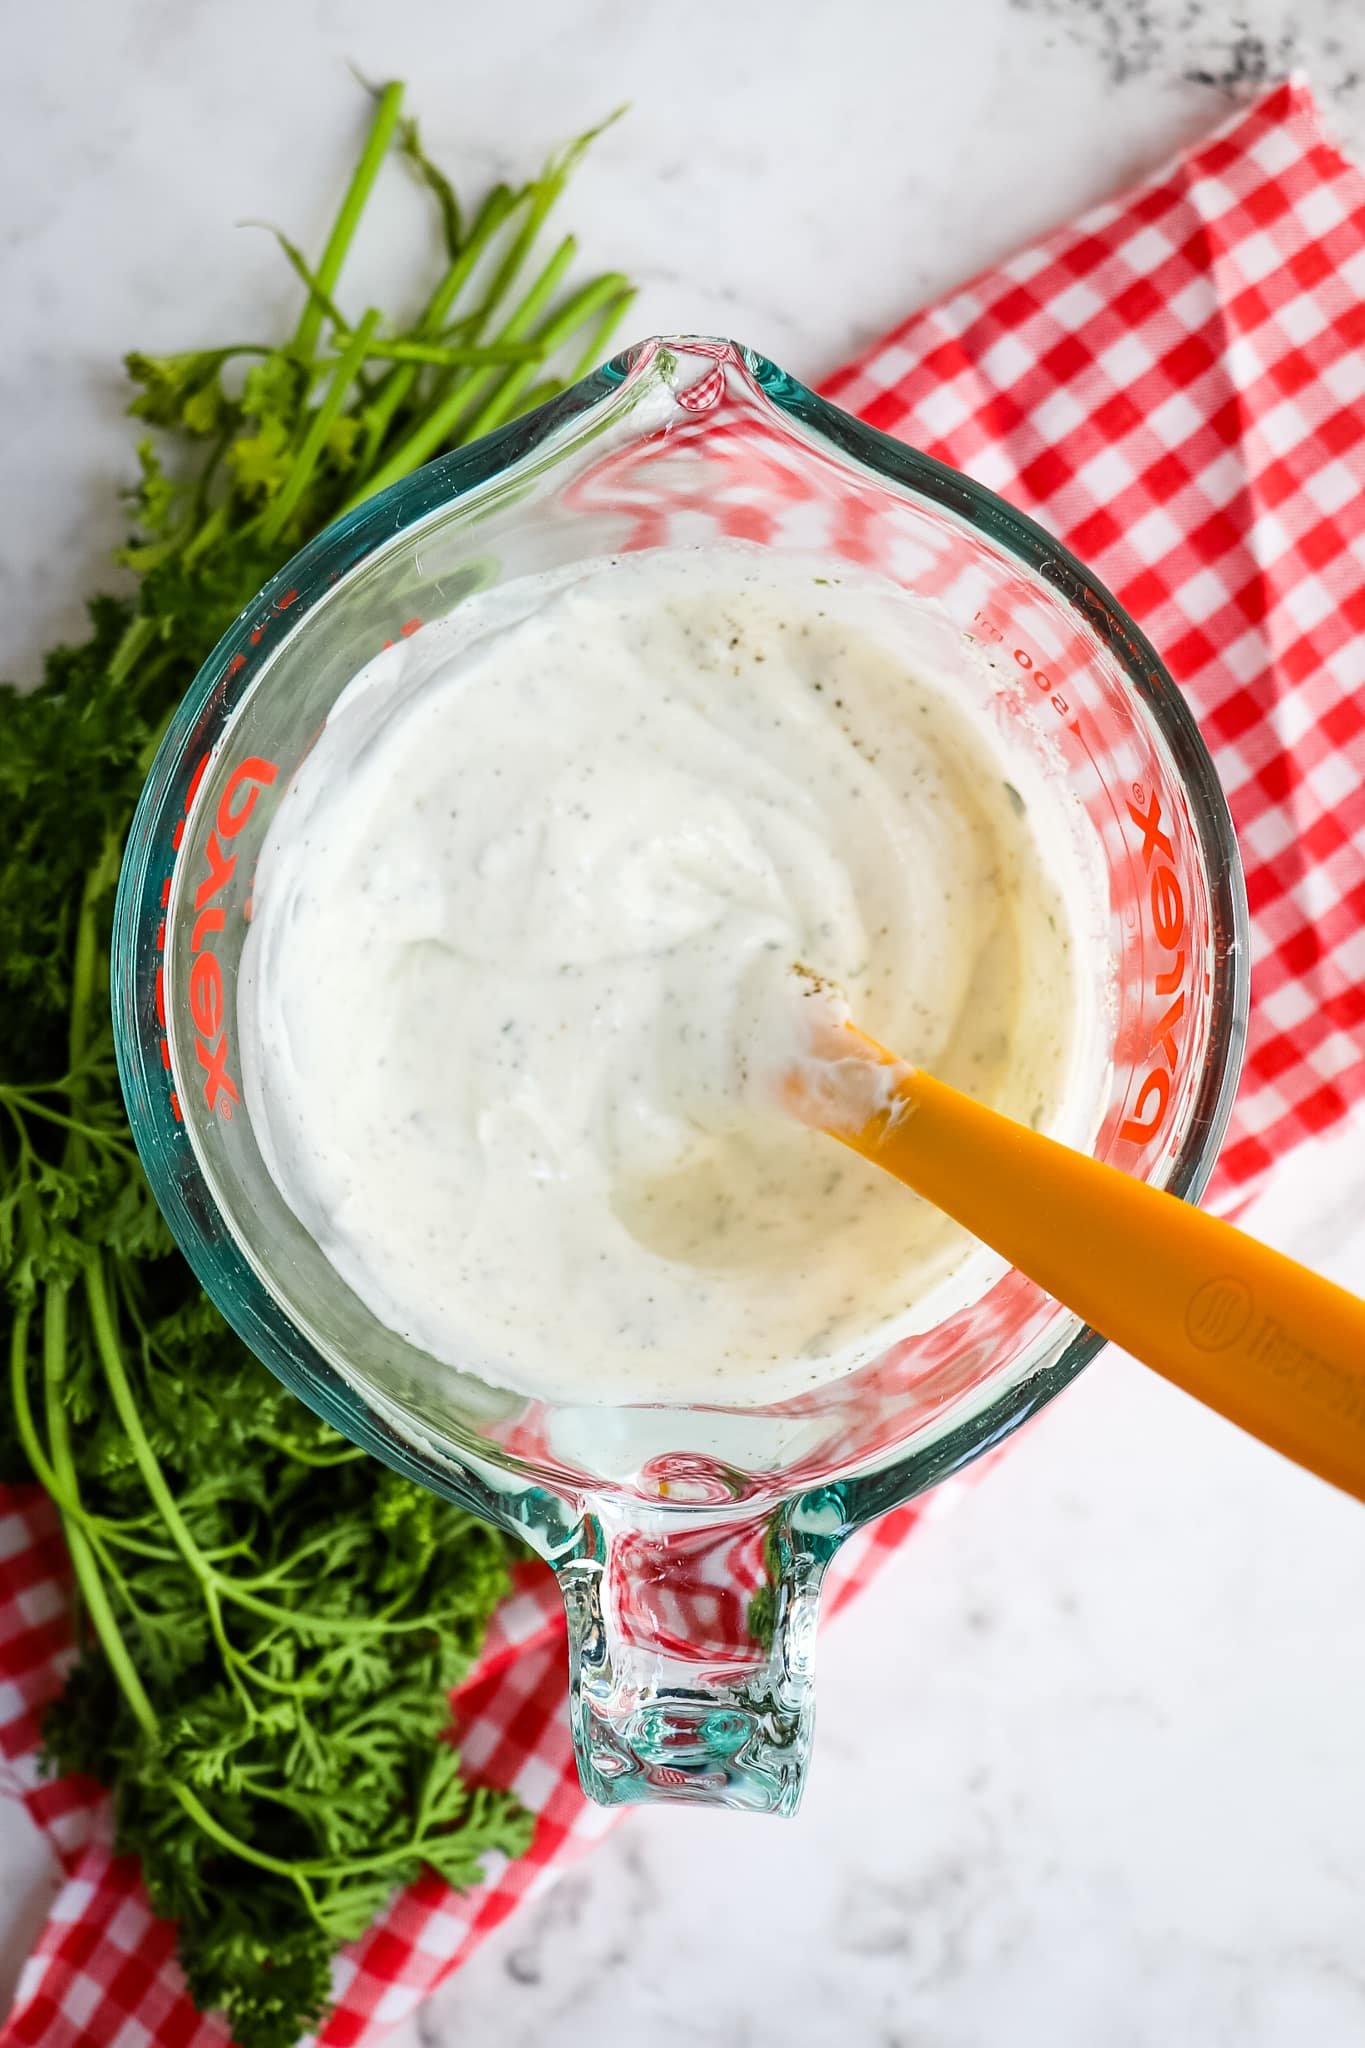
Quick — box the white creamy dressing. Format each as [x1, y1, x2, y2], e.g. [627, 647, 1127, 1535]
[239, 547, 1109, 1405]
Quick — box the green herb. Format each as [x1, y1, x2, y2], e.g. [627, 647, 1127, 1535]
[0, 80, 633, 2048]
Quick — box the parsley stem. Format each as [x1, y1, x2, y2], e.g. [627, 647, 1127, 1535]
[459, 274, 631, 442]
[165, 1778, 325, 1906]
[86, 1255, 448, 1642]
[40, 1283, 160, 1739]
[224, 1661, 328, 1701]
[86, 1252, 207, 1569]
[11, 1253, 165, 1616]
[84, 1251, 257, 1717]
[9, 1305, 64, 1503]
[353, 233, 576, 505]
[107, 612, 159, 691]
[262, 228, 353, 343]
[458, 108, 624, 353]
[462, 179, 563, 342]
[423, 184, 522, 329]
[30, 1292, 331, 1922]
[260, 307, 380, 546]
[353, 185, 524, 479]
[0, 1090, 135, 1153]
[223, 1584, 445, 1637]
[22, 862, 165, 1745]
[362, 182, 523, 409]
[292, 81, 404, 363]
[181, 500, 229, 568]
[434, 231, 579, 430]
[358, 338, 539, 367]
[562, 285, 637, 384]
[67, 836, 121, 1078]
[252, 1427, 365, 1468]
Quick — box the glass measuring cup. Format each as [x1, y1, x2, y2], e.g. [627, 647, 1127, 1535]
[113, 337, 1248, 1816]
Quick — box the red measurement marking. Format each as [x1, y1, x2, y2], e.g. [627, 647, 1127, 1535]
[184, 754, 277, 1115]
[1119, 783, 1189, 1149]
[400, 618, 422, 637]
[972, 614, 1071, 719]
[275, 588, 299, 609]
[160, 745, 277, 1127]
[226, 653, 247, 679]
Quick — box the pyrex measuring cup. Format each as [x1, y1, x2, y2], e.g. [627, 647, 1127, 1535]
[114, 337, 1248, 1816]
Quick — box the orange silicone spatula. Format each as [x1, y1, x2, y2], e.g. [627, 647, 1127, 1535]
[795, 1018, 1365, 1504]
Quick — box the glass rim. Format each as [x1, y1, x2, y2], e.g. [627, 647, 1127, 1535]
[112, 332, 1251, 1526]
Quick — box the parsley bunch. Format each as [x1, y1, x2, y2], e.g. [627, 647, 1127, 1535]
[0, 81, 631, 2048]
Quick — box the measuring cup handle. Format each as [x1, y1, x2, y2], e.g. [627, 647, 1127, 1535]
[554, 1499, 831, 1815]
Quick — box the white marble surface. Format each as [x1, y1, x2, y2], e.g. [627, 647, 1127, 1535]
[6, 2, 1365, 2042]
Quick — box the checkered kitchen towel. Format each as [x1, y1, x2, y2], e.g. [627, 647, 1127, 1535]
[5, 73, 1365, 2048]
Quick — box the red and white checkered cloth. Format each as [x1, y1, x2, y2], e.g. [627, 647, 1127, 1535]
[5, 73, 1365, 2047]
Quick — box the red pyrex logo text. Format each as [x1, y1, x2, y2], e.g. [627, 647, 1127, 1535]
[161, 751, 277, 1119]
[1120, 783, 1189, 1147]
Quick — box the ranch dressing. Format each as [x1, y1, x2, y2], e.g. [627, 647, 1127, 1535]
[239, 547, 1108, 1405]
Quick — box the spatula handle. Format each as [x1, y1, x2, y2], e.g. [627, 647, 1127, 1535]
[849, 1063, 1365, 1503]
